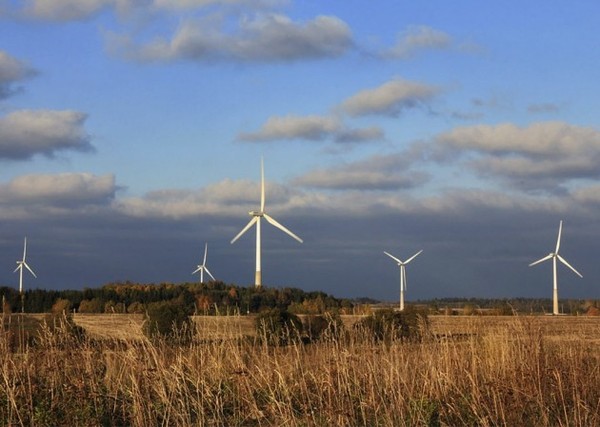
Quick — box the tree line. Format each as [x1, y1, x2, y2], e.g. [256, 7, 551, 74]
[1, 281, 597, 315]
[0, 281, 355, 315]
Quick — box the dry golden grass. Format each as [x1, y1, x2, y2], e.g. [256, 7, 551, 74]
[1, 313, 599, 426]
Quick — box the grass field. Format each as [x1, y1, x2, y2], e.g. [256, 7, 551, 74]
[1, 313, 599, 426]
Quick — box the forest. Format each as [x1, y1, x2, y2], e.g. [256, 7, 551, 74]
[0, 281, 355, 315]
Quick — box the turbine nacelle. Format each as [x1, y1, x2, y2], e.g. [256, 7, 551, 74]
[249, 210, 264, 217]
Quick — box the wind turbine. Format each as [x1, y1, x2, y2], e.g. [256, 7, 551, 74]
[231, 158, 303, 287]
[384, 249, 422, 311]
[14, 237, 37, 313]
[192, 243, 215, 284]
[529, 220, 582, 315]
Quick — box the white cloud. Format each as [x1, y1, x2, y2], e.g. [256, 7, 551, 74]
[115, 178, 304, 219]
[433, 121, 600, 191]
[111, 13, 353, 62]
[339, 78, 439, 117]
[0, 110, 94, 160]
[528, 103, 561, 114]
[384, 25, 451, 59]
[334, 127, 384, 144]
[18, 0, 142, 21]
[238, 113, 384, 145]
[0, 50, 37, 99]
[238, 114, 341, 142]
[0, 173, 115, 204]
[21, 0, 114, 21]
[293, 154, 429, 191]
[153, 0, 285, 10]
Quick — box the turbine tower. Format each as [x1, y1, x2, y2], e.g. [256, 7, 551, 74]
[231, 158, 303, 287]
[529, 220, 582, 315]
[14, 237, 37, 313]
[384, 249, 422, 311]
[192, 243, 215, 284]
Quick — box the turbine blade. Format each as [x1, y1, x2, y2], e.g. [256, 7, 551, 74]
[405, 249, 423, 264]
[557, 254, 583, 278]
[555, 220, 563, 253]
[192, 266, 202, 275]
[260, 157, 265, 212]
[231, 217, 259, 244]
[263, 213, 303, 243]
[203, 242, 208, 264]
[384, 251, 402, 264]
[529, 253, 553, 267]
[204, 267, 216, 281]
[22, 237, 27, 261]
[13, 264, 21, 274]
[23, 262, 36, 278]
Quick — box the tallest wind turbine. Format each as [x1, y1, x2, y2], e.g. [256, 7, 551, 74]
[529, 220, 582, 315]
[231, 158, 303, 287]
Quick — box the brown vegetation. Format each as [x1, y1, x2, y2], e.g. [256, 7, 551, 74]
[1, 314, 599, 426]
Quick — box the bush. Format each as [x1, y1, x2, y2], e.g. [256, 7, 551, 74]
[143, 300, 193, 343]
[304, 313, 345, 342]
[255, 308, 303, 345]
[356, 308, 428, 343]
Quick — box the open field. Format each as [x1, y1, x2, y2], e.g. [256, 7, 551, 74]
[71, 313, 600, 343]
[1, 313, 600, 426]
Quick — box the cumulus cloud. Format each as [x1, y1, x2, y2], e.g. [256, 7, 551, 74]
[16, 0, 143, 21]
[433, 121, 600, 191]
[334, 127, 384, 144]
[238, 113, 385, 145]
[111, 13, 353, 63]
[528, 103, 561, 114]
[384, 25, 452, 59]
[0, 173, 115, 204]
[238, 115, 341, 142]
[339, 78, 439, 117]
[0, 110, 94, 160]
[116, 178, 305, 219]
[153, 0, 284, 9]
[0, 50, 37, 99]
[293, 154, 429, 191]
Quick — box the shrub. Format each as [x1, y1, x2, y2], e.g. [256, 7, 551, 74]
[77, 298, 105, 313]
[127, 301, 145, 314]
[143, 300, 193, 343]
[255, 308, 303, 345]
[304, 312, 345, 342]
[356, 307, 428, 342]
[51, 298, 72, 315]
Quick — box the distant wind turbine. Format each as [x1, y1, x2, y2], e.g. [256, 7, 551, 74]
[192, 243, 215, 284]
[14, 237, 37, 313]
[384, 249, 422, 311]
[231, 157, 303, 287]
[529, 220, 582, 315]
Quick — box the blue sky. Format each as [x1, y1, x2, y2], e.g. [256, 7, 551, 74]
[1, 0, 600, 302]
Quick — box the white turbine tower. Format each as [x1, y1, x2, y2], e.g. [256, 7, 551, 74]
[529, 220, 582, 315]
[384, 249, 422, 311]
[231, 158, 303, 287]
[14, 237, 37, 313]
[192, 243, 215, 284]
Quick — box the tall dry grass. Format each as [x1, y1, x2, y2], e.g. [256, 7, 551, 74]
[1, 314, 599, 426]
